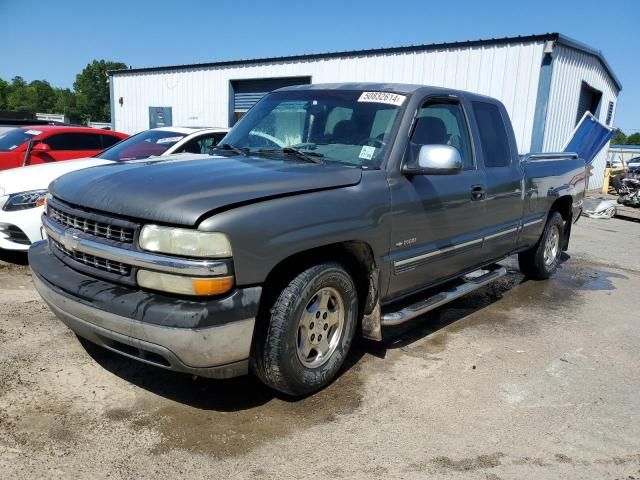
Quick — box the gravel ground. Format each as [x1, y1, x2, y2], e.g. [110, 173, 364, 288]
[0, 216, 639, 480]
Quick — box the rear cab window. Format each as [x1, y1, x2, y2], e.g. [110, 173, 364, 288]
[472, 101, 512, 168]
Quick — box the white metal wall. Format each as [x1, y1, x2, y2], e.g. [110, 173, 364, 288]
[543, 44, 620, 190]
[111, 41, 546, 153]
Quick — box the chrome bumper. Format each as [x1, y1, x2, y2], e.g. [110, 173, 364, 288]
[33, 273, 255, 379]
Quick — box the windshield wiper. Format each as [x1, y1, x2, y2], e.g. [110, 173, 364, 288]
[258, 147, 324, 164]
[210, 143, 249, 156]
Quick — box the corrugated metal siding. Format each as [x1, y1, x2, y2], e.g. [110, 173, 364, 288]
[543, 45, 620, 190]
[112, 41, 545, 153]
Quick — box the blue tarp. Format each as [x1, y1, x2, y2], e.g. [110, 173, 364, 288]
[563, 112, 615, 165]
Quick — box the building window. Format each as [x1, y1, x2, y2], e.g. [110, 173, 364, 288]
[606, 101, 614, 126]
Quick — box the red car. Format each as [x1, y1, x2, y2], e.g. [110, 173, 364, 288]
[0, 125, 128, 171]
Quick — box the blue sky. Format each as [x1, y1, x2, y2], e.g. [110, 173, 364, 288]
[1, 0, 638, 133]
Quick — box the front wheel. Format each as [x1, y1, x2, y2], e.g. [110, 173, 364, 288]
[518, 211, 564, 280]
[251, 262, 358, 396]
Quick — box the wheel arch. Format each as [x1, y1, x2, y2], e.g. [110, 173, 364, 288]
[251, 240, 378, 353]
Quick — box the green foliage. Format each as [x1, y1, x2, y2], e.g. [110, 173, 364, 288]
[0, 59, 126, 123]
[626, 132, 640, 146]
[73, 60, 126, 122]
[0, 78, 9, 110]
[610, 129, 640, 146]
[611, 129, 626, 145]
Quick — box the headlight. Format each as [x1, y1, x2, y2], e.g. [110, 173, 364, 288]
[2, 190, 48, 212]
[139, 225, 232, 258]
[137, 270, 234, 296]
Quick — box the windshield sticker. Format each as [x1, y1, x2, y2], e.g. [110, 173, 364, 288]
[25, 130, 42, 136]
[358, 92, 406, 106]
[359, 145, 376, 160]
[156, 136, 183, 144]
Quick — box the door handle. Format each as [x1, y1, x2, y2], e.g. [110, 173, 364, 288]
[471, 185, 485, 201]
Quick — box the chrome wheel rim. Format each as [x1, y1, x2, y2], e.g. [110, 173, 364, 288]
[296, 287, 344, 369]
[544, 225, 560, 267]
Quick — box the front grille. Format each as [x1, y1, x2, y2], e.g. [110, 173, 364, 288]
[51, 238, 131, 276]
[50, 206, 135, 243]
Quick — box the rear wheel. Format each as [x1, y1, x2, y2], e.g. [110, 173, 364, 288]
[518, 211, 564, 280]
[252, 262, 358, 396]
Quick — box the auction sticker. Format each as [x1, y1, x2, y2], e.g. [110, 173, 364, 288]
[157, 136, 183, 144]
[359, 145, 376, 160]
[358, 91, 406, 106]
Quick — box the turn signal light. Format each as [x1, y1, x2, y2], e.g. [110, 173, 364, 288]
[137, 270, 234, 296]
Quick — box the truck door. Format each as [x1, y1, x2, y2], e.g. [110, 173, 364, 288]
[387, 97, 487, 299]
[471, 101, 523, 257]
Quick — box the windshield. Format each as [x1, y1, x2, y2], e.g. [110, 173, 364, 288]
[222, 90, 406, 167]
[97, 129, 187, 161]
[0, 128, 42, 152]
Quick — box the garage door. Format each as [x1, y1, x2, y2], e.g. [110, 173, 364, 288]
[231, 77, 311, 124]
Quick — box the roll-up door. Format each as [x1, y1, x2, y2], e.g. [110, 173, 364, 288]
[231, 77, 310, 124]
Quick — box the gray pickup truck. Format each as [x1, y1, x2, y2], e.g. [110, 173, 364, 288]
[29, 83, 586, 396]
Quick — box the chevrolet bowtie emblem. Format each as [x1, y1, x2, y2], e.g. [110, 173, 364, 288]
[61, 230, 81, 251]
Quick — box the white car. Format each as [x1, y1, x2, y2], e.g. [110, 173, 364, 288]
[0, 126, 228, 251]
[627, 156, 640, 168]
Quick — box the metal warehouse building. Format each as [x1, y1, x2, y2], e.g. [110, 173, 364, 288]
[109, 32, 621, 189]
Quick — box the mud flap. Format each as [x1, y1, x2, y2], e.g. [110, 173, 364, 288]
[361, 268, 382, 341]
[562, 212, 573, 251]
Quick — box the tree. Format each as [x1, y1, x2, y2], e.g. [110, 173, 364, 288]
[74, 60, 126, 122]
[0, 78, 9, 110]
[611, 129, 626, 145]
[7, 76, 38, 112]
[29, 80, 56, 112]
[625, 132, 640, 146]
[53, 88, 81, 122]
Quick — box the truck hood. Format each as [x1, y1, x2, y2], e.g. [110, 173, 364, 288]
[50, 155, 363, 226]
[0, 157, 112, 196]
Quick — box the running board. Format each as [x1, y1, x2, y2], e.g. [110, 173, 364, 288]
[380, 266, 507, 326]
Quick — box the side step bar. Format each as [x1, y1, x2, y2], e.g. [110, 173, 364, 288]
[381, 266, 507, 326]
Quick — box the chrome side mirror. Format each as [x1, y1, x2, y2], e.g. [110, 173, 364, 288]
[415, 145, 462, 175]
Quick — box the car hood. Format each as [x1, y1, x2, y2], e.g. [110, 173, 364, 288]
[50, 155, 363, 226]
[0, 157, 112, 196]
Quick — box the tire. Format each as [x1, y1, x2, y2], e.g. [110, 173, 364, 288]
[518, 211, 564, 280]
[252, 262, 358, 396]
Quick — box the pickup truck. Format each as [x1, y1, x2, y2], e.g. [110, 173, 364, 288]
[29, 83, 586, 396]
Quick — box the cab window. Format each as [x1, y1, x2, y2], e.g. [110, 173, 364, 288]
[472, 101, 511, 168]
[408, 101, 474, 169]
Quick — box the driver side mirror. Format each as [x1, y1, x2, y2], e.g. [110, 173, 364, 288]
[31, 142, 51, 153]
[404, 144, 462, 175]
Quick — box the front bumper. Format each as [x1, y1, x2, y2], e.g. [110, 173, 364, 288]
[0, 206, 44, 250]
[29, 241, 262, 379]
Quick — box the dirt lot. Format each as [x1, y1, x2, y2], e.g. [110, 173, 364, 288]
[0, 217, 639, 479]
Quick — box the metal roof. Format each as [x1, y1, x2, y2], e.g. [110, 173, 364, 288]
[109, 32, 621, 91]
